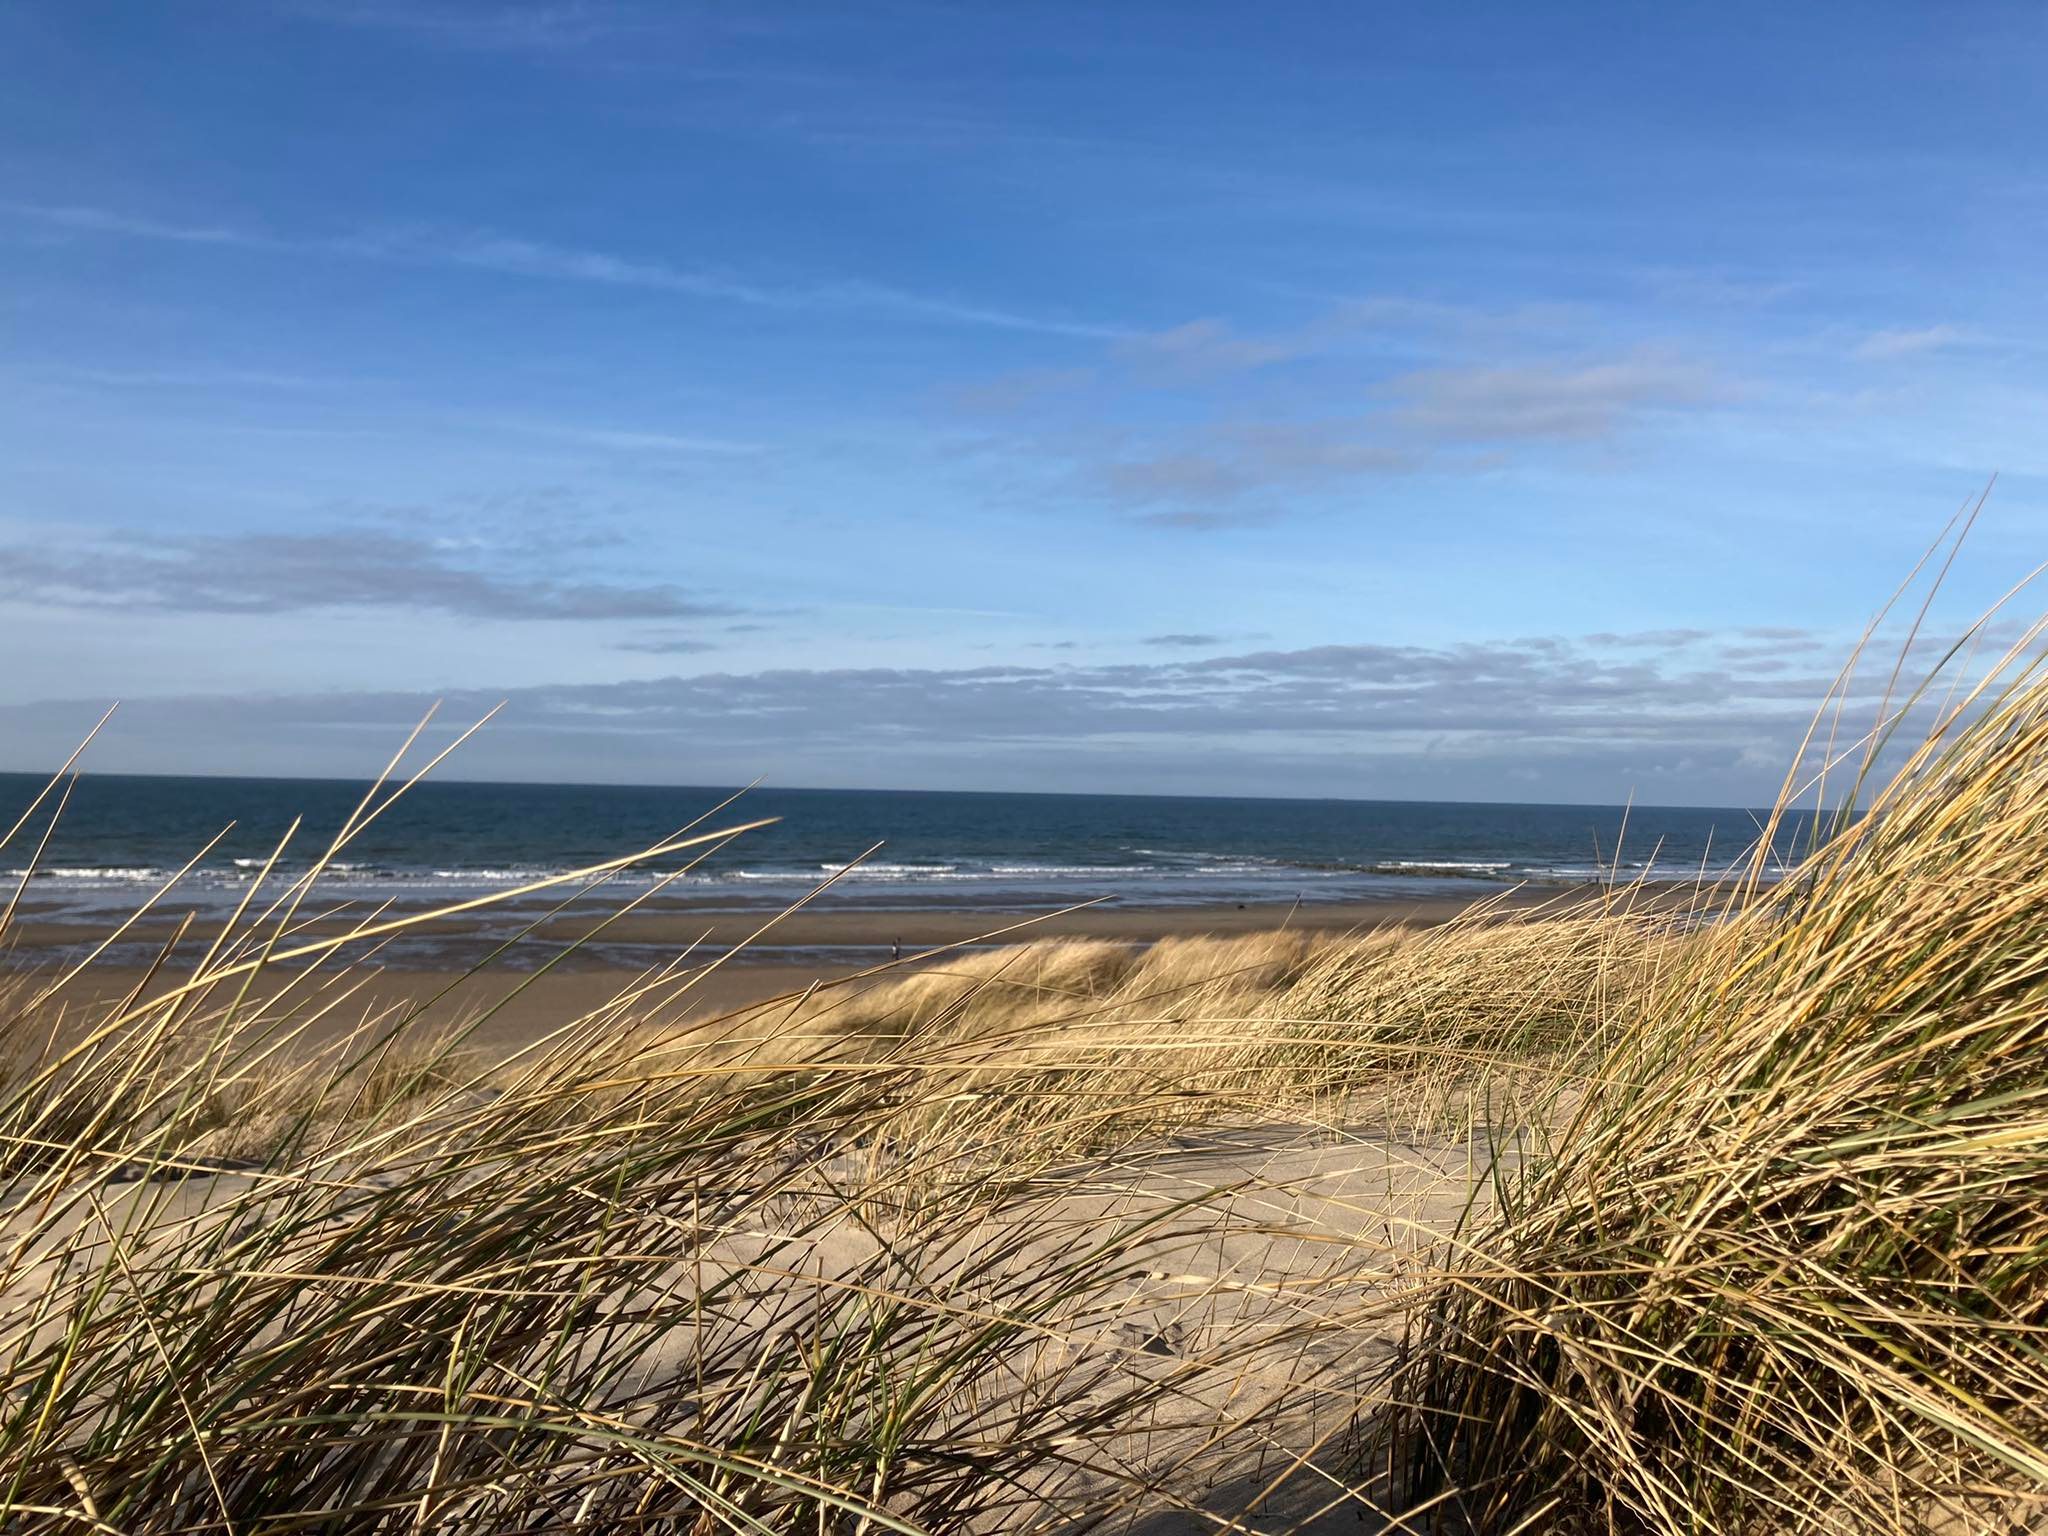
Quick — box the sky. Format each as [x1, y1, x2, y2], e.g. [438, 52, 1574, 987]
[1, 1, 2044, 804]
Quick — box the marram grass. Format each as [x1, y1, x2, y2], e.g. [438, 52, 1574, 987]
[1377, 641, 2048, 1533]
[0, 623, 2042, 1532]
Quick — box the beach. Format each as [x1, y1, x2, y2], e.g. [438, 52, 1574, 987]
[2, 749, 2039, 1534]
[6, 885, 1593, 1058]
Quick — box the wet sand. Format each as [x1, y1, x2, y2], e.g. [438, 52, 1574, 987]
[3, 885, 1589, 968]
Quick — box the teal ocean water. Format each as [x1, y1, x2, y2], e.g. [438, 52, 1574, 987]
[3, 773, 1815, 924]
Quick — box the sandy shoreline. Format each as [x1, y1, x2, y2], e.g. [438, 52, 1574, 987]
[2, 883, 1614, 968]
[3, 885, 1624, 1056]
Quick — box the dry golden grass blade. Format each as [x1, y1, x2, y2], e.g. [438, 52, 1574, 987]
[0, 707, 115, 856]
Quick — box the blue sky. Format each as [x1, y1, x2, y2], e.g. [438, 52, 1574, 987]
[1, 1, 2043, 802]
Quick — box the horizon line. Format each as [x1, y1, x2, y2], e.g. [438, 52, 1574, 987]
[0, 763, 1805, 817]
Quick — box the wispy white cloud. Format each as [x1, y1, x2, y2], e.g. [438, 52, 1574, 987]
[1631, 267, 1800, 308]
[612, 629, 721, 655]
[34, 364, 357, 391]
[1115, 318, 1305, 381]
[509, 422, 764, 456]
[0, 201, 257, 247]
[1, 202, 1121, 339]
[1084, 349, 1723, 523]
[0, 527, 737, 622]
[1106, 297, 1593, 386]
[811, 277, 1125, 339]
[1098, 433, 1421, 520]
[1385, 351, 1720, 442]
[280, 1, 663, 53]
[1854, 324, 1967, 361]
[363, 227, 782, 305]
[946, 367, 1097, 413]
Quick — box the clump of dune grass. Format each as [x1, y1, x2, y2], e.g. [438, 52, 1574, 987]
[645, 901, 1668, 1175]
[1377, 630, 2048, 1532]
[0, 744, 1429, 1533]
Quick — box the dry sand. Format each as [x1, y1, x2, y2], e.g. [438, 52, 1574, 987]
[10, 1104, 1490, 1532]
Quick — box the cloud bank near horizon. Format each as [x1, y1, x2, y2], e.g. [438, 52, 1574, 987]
[4, 620, 2009, 806]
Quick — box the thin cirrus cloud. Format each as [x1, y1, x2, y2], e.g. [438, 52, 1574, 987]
[1114, 318, 1308, 382]
[947, 302, 1725, 525]
[279, 1, 663, 52]
[0, 529, 733, 622]
[1086, 350, 1721, 524]
[374, 228, 1125, 337]
[510, 423, 764, 456]
[613, 631, 722, 655]
[1385, 353, 1719, 442]
[38, 365, 355, 392]
[956, 316, 1348, 409]
[1093, 433, 1413, 525]
[1853, 325, 1966, 362]
[0, 201, 1123, 340]
[1, 201, 253, 246]
[1106, 299, 1589, 387]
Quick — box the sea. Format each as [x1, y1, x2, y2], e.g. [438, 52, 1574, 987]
[1, 772, 1816, 928]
